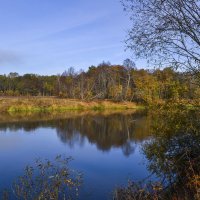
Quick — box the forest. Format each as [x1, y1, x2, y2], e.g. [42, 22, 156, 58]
[0, 60, 199, 105]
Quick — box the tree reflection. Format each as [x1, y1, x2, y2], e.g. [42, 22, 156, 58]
[114, 106, 200, 200]
[0, 111, 150, 156]
[143, 106, 200, 199]
[55, 113, 150, 156]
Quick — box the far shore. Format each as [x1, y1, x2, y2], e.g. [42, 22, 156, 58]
[0, 97, 143, 113]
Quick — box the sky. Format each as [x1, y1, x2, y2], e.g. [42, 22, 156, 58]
[0, 0, 145, 75]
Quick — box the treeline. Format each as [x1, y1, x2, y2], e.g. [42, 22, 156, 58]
[0, 61, 199, 103]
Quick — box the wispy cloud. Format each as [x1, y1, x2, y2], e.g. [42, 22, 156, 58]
[0, 0, 132, 74]
[61, 44, 122, 55]
[27, 11, 108, 44]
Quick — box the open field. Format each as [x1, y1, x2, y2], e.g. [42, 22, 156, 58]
[0, 97, 142, 113]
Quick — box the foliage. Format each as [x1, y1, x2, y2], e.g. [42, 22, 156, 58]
[114, 181, 163, 200]
[0, 64, 199, 104]
[114, 106, 200, 200]
[2, 155, 82, 200]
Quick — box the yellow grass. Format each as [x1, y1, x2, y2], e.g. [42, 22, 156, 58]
[0, 97, 142, 113]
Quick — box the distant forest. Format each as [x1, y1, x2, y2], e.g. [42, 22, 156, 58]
[1, 60, 199, 104]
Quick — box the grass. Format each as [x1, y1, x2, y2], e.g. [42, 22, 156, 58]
[0, 97, 142, 113]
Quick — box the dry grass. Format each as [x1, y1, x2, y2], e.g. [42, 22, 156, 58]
[0, 97, 141, 113]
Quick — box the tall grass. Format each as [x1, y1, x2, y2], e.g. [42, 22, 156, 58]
[0, 97, 140, 113]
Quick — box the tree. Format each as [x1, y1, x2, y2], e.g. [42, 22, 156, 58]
[123, 59, 136, 100]
[122, 0, 200, 79]
[8, 72, 19, 78]
[143, 107, 200, 198]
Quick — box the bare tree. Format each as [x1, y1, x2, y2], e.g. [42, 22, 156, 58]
[78, 69, 85, 100]
[122, 0, 200, 78]
[123, 59, 136, 100]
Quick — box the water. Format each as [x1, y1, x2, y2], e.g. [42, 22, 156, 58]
[0, 111, 152, 199]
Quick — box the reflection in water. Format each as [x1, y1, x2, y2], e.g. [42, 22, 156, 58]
[0, 110, 153, 200]
[0, 111, 150, 157]
[113, 107, 200, 200]
[1, 108, 199, 199]
[55, 113, 150, 156]
[142, 107, 200, 199]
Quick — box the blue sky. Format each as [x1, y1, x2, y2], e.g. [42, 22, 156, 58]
[0, 0, 145, 75]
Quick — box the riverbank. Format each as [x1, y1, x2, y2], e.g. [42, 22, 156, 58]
[0, 97, 142, 113]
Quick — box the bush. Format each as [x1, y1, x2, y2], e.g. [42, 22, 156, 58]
[2, 155, 83, 200]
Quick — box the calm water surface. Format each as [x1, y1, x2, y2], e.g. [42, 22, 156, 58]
[0, 111, 151, 199]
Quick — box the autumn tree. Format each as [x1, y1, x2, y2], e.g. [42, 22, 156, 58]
[122, 0, 200, 80]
